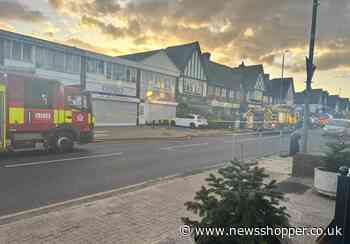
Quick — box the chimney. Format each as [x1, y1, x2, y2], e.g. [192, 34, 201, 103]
[202, 52, 211, 61]
[239, 61, 245, 68]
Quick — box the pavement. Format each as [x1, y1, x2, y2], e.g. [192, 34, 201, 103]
[0, 155, 335, 244]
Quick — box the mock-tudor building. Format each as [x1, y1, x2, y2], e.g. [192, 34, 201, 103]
[202, 53, 242, 119]
[237, 62, 265, 112]
[269, 78, 295, 106]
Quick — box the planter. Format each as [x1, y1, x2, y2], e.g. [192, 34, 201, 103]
[314, 167, 339, 197]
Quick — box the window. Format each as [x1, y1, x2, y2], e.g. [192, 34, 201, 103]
[4, 39, 11, 59]
[229, 90, 235, 99]
[106, 62, 112, 79]
[221, 88, 226, 98]
[35, 47, 45, 68]
[65, 94, 89, 110]
[87, 58, 97, 73]
[12, 41, 21, 60]
[127, 67, 137, 82]
[23, 43, 33, 63]
[215, 87, 221, 97]
[97, 60, 104, 74]
[53, 51, 65, 72]
[24, 79, 56, 109]
[112, 63, 126, 81]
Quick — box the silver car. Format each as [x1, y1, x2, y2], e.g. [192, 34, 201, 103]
[323, 119, 350, 137]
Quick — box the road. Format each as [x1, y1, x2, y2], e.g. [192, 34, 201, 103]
[0, 131, 324, 217]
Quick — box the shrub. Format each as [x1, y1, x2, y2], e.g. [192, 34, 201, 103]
[322, 138, 350, 173]
[182, 160, 289, 244]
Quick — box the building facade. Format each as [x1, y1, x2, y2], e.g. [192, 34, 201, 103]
[165, 42, 209, 114]
[119, 50, 179, 124]
[202, 53, 241, 119]
[0, 29, 181, 126]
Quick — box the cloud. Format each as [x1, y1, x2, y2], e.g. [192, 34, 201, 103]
[48, 0, 64, 10]
[65, 37, 120, 55]
[49, 0, 121, 16]
[80, 15, 125, 39]
[47, 0, 350, 72]
[0, 1, 46, 22]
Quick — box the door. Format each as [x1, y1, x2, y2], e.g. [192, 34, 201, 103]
[0, 84, 6, 151]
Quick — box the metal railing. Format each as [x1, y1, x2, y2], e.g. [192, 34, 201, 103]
[231, 130, 291, 161]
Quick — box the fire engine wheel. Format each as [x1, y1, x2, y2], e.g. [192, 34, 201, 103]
[53, 132, 74, 153]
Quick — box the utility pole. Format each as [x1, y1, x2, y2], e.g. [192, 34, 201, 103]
[280, 53, 285, 105]
[301, 0, 319, 153]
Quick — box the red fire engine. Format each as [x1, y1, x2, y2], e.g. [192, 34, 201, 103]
[0, 71, 94, 153]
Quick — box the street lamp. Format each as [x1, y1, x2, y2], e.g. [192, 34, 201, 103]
[280, 50, 290, 104]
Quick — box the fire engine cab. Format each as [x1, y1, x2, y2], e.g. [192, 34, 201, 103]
[0, 72, 94, 153]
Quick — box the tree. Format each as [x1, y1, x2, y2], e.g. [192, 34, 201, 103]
[176, 102, 191, 117]
[182, 160, 290, 244]
[322, 138, 350, 173]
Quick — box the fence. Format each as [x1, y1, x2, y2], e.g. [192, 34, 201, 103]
[231, 130, 291, 161]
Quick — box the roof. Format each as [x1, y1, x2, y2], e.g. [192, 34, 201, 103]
[202, 58, 242, 90]
[165, 42, 201, 71]
[118, 49, 162, 62]
[118, 42, 201, 72]
[237, 63, 264, 90]
[269, 78, 295, 98]
[263, 74, 272, 96]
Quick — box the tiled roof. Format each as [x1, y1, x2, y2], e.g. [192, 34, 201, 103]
[269, 78, 295, 98]
[165, 42, 201, 71]
[118, 49, 162, 62]
[237, 63, 264, 90]
[202, 58, 242, 90]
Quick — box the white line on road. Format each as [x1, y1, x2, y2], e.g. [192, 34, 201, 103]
[4, 152, 124, 168]
[94, 130, 110, 134]
[160, 143, 209, 151]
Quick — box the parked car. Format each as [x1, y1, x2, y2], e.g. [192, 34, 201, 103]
[175, 114, 208, 128]
[323, 119, 350, 137]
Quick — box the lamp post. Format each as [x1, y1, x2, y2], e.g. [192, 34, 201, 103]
[280, 50, 289, 104]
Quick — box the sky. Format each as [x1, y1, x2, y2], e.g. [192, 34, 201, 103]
[0, 0, 349, 97]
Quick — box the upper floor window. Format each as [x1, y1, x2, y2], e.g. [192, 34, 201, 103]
[23, 43, 33, 63]
[12, 40, 21, 60]
[87, 58, 104, 74]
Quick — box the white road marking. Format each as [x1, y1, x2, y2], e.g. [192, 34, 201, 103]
[94, 130, 110, 134]
[94, 133, 109, 138]
[160, 143, 209, 151]
[4, 152, 124, 168]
